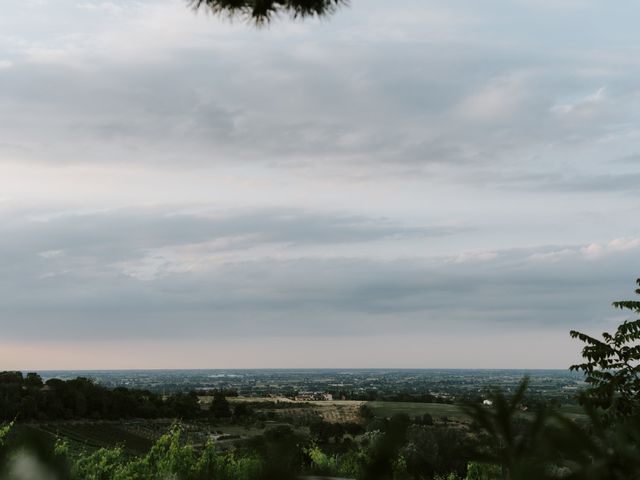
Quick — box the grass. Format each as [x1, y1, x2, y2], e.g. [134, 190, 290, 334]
[557, 404, 588, 421]
[366, 401, 588, 422]
[11, 400, 586, 458]
[366, 401, 467, 420]
[32, 422, 155, 455]
[227, 397, 365, 424]
[19, 419, 305, 455]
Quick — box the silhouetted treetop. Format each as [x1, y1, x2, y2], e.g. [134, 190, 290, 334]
[190, 0, 347, 24]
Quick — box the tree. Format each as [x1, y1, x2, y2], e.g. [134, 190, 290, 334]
[234, 402, 252, 417]
[210, 391, 232, 418]
[189, 0, 347, 24]
[309, 418, 333, 443]
[167, 391, 201, 419]
[359, 404, 375, 421]
[0, 372, 23, 384]
[24, 373, 43, 388]
[570, 278, 640, 419]
[419, 413, 434, 426]
[462, 379, 551, 480]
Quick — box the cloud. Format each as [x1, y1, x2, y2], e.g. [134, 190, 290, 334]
[581, 237, 640, 259]
[1, 0, 640, 368]
[490, 171, 640, 194]
[76, 2, 125, 15]
[0, 206, 460, 257]
[455, 73, 532, 123]
[609, 153, 640, 166]
[0, 203, 638, 342]
[1, 0, 638, 184]
[0, 205, 465, 297]
[550, 86, 607, 117]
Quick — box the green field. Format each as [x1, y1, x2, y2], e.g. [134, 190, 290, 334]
[10, 401, 587, 459]
[16, 423, 154, 456]
[227, 397, 364, 424]
[17, 420, 306, 456]
[366, 401, 468, 420]
[366, 401, 588, 422]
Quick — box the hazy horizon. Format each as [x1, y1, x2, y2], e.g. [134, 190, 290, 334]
[2, 0, 639, 370]
[24, 368, 580, 373]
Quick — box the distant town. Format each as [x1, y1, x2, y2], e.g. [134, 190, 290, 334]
[32, 368, 583, 405]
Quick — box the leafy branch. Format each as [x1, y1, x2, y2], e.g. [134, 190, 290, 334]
[569, 279, 640, 420]
[189, 0, 348, 25]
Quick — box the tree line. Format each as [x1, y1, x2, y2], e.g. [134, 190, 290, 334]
[0, 374, 238, 422]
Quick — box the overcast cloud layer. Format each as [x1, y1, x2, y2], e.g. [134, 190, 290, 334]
[1, 0, 639, 369]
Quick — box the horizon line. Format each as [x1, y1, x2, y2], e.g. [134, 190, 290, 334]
[16, 367, 577, 372]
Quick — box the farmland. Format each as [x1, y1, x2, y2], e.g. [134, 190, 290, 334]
[4, 369, 587, 458]
[225, 397, 365, 424]
[17, 422, 154, 456]
[13, 398, 588, 458]
[366, 401, 467, 420]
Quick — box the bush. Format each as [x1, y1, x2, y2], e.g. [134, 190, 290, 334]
[465, 462, 501, 480]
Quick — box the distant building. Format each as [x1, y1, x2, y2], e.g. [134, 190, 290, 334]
[294, 391, 333, 401]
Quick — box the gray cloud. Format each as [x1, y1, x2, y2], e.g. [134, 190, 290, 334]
[482, 171, 640, 194]
[1, 0, 640, 367]
[1, 204, 638, 340]
[0, 207, 459, 257]
[1, 1, 639, 188]
[0, 206, 463, 321]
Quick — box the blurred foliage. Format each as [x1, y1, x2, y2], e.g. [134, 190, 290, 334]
[189, 0, 347, 25]
[0, 425, 293, 480]
[461, 277, 640, 480]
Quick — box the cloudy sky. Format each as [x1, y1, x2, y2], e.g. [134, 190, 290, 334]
[1, 0, 639, 369]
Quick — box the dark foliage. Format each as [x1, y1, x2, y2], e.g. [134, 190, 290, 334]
[0, 425, 71, 480]
[462, 278, 640, 479]
[189, 0, 347, 24]
[0, 373, 202, 422]
[570, 278, 640, 420]
[209, 390, 232, 418]
[402, 423, 473, 479]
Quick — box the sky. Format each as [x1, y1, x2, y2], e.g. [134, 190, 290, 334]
[1, 0, 639, 370]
